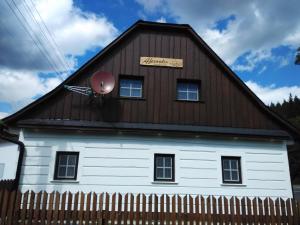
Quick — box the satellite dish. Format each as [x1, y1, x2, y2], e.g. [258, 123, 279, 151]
[90, 71, 115, 95]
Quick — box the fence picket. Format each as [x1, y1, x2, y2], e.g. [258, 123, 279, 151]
[212, 196, 217, 225]
[105, 193, 110, 225]
[200, 196, 205, 225]
[91, 192, 97, 225]
[195, 195, 200, 225]
[136, 194, 141, 225]
[12, 190, 22, 225]
[207, 196, 212, 225]
[148, 194, 153, 225]
[189, 195, 194, 225]
[21, 191, 29, 225]
[229, 197, 235, 225]
[281, 198, 287, 225]
[286, 199, 293, 225]
[40, 191, 47, 225]
[123, 193, 128, 225]
[72, 192, 79, 225]
[269, 198, 275, 225]
[291, 199, 298, 225]
[33, 191, 42, 225]
[59, 192, 66, 225]
[97, 193, 104, 225]
[177, 195, 182, 225]
[275, 198, 281, 225]
[6, 190, 16, 225]
[218, 197, 223, 225]
[0, 189, 10, 225]
[66, 192, 73, 225]
[130, 194, 134, 225]
[161, 195, 165, 225]
[166, 194, 170, 225]
[142, 194, 147, 225]
[85, 192, 91, 225]
[224, 197, 229, 225]
[53, 191, 60, 225]
[118, 193, 123, 225]
[111, 193, 116, 225]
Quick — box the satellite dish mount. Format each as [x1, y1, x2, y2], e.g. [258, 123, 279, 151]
[64, 71, 115, 106]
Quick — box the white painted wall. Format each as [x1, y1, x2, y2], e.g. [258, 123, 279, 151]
[0, 141, 19, 179]
[19, 130, 293, 198]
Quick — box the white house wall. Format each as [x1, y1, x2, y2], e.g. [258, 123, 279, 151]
[0, 141, 19, 179]
[19, 130, 293, 198]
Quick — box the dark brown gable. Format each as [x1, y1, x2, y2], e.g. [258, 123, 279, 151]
[3, 21, 299, 140]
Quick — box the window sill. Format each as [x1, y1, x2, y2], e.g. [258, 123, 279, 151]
[118, 97, 146, 101]
[220, 183, 246, 187]
[50, 180, 79, 184]
[152, 181, 178, 185]
[175, 99, 205, 103]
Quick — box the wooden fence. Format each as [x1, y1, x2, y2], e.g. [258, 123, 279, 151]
[0, 179, 16, 191]
[0, 189, 300, 225]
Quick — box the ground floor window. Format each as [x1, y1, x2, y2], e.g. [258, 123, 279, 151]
[54, 152, 79, 180]
[221, 156, 242, 184]
[154, 154, 175, 182]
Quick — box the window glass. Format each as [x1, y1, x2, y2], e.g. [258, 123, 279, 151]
[222, 157, 241, 183]
[120, 78, 143, 98]
[54, 152, 79, 180]
[154, 154, 175, 181]
[177, 81, 199, 101]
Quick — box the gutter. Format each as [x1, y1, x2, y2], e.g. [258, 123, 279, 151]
[0, 131, 25, 190]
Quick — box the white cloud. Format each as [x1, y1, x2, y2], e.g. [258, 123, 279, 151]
[135, 0, 163, 12]
[136, 0, 300, 69]
[0, 0, 118, 72]
[0, 68, 62, 111]
[0, 112, 8, 119]
[245, 81, 300, 105]
[156, 17, 166, 23]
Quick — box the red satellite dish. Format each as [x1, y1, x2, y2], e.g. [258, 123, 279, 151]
[90, 71, 115, 95]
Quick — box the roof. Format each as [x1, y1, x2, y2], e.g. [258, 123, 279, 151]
[3, 20, 300, 140]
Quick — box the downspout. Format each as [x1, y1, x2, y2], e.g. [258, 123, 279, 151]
[0, 133, 25, 190]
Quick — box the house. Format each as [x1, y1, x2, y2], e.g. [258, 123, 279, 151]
[2, 20, 300, 198]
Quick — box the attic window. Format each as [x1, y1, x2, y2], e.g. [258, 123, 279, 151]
[119, 77, 143, 98]
[177, 80, 200, 101]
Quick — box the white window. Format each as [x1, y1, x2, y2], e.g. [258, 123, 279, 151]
[222, 156, 242, 184]
[54, 152, 79, 180]
[154, 154, 175, 181]
[120, 78, 143, 98]
[177, 81, 200, 101]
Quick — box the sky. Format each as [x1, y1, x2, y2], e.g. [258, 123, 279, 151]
[0, 0, 299, 119]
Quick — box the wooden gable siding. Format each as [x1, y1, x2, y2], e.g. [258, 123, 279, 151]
[24, 28, 280, 130]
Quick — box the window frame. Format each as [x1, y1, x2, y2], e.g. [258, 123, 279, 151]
[154, 154, 175, 182]
[119, 76, 144, 99]
[176, 79, 201, 102]
[221, 156, 242, 184]
[53, 151, 79, 181]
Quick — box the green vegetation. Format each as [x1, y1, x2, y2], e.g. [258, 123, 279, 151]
[270, 94, 300, 128]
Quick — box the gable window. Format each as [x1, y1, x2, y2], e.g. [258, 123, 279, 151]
[119, 77, 143, 98]
[177, 80, 200, 101]
[154, 154, 175, 182]
[54, 152, 79, 180]
[221, 156, 242, 184]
